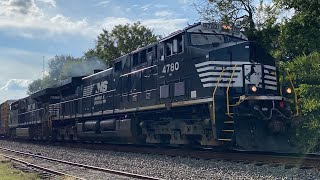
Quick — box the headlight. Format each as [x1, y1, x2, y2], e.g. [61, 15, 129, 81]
[251, 85, 257, 93]
[286, 87, 292, 94]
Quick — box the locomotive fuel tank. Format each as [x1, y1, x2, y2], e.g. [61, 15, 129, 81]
[16, 128, 30, 138]
[83, 121, 99, 132]
[100, 119, 116, 131]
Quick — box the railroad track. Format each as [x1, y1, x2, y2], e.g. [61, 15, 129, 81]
[57, 142, 320, 170]
[44, 141, 320, 170]
[1, 153, 83, 179]
[1, 139, 320, 173]
[0, 146, 163, 180]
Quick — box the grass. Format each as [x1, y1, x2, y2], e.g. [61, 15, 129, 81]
[0, 156, 40, 180]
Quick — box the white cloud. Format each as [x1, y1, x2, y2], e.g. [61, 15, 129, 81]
[0, 47, 53, 102]
[141, 18, 188, 35]
[94, 0, 110, 7]
[0, 0, 94, 38]
[0, 0, 190, 39]
[0, 0, 43, 17]
[49, 14, 93, 36]
[155, 11, 172, 17]
[0, 47, 52, 81]
[100, 17, 132, 31]
[0, 79, 31, 103]
[37, 0, 56, 7]
[99, 17, 188, 35]
[141, 4, 151, 11]
[0, 79, 32, 91]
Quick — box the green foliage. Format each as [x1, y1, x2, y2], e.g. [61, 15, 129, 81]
[85, 22, 158, 64]
[194, 0, 256, 38]
[296, 84, 320, 114]
[276, 13, 320, 60]
[27, 79, 44, 95]
[0, 157, 40, 180]
[293, 84, 320, 152]
[284, 52, 320, 152]
[274, 0, 320, 14]
[285, 52, 320, 84]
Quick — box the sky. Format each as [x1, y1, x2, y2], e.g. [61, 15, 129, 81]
[0, 0, 199, 103]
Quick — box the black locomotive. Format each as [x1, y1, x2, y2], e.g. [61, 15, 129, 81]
[5, 22, 297, 152]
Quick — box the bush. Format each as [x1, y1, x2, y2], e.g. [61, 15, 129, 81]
[284, 52, 320, 152]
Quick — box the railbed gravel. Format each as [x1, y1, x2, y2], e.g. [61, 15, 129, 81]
[0, 140, 319, 180]
[3, 150, 133, 180]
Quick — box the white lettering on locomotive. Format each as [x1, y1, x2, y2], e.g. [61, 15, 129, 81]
[50, 96, 60, 100]
[93, 95, 106, 105]
[162, 62, 180, 74]
[95, 81, 108, 94]
[83, 80, 108, 97]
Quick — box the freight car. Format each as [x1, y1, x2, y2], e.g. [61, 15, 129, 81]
[0, 100, 15, 136]
[7, 22, 297, 152]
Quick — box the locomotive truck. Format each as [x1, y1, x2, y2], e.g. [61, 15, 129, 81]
[1, 22, 297, 152]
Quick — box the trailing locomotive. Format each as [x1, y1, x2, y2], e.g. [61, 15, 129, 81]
[3, 22, 297, 152]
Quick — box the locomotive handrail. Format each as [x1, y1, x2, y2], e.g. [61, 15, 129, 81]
[212, 67, 227, 128]
[285, 69, 299, 116]
[226, 64, 238, 117]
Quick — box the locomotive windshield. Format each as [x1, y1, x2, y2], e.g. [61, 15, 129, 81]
[191, 33, 224, 46]
[190, 33, 246, 46]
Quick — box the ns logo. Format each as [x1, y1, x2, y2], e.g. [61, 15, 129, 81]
[93, 81, 108, 94]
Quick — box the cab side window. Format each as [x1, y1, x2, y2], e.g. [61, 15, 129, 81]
[115, 61, 122, 71]
[166, 40, 173, 56]
[133, 53, 139, 67]
[177, 35, 183, 53]
[165, 35, 183, 57]
[141, 50, 147, 63]
[159, 44, 164, 60]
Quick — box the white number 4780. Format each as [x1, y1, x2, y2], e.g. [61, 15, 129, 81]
[162, 62, 180, 73]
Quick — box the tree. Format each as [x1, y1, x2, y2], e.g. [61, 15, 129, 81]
[284, 52, 320, 152]
[85, 22, 158, 64]
[27, 79, 43, 95]
[194, 0, 257, 37]
[280, 18, 320, 59]
[274, 0, 320, 60]
[48, 55, 78, 82]
[253, 0, 281, 56]
[285, 52, 320, 85]
[274, 0, 320, 14]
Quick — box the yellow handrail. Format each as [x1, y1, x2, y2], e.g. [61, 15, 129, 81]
[285, 69, 299, 116]
[226, 64, 238, 117]
[212, 67, 227, 130]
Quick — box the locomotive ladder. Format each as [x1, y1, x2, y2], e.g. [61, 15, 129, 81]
[211, 67, 227, 139]
[218, 64, 241, 142]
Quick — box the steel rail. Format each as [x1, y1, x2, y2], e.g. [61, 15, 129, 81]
[0, 147, 163, 180]
[0, 153, 84, 180]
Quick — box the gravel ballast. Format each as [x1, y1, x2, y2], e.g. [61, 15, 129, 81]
[0, 140, 319, 180]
